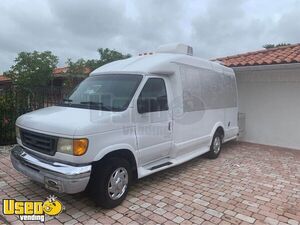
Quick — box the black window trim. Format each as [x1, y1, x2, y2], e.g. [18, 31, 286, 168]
[137, 77, 169, 114]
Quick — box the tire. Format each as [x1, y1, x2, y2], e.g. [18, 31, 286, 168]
[90, 157, 132, 208]
[206, 131, 223, 159]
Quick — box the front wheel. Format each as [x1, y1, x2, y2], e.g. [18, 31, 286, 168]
[206, 132, 223, 159]
[91, 157, 131, 208]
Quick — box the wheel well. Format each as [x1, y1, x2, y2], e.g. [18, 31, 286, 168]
[215, 126, 224, 139]
[95, 149, 138, 180]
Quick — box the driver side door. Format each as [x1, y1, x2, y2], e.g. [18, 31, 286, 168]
[135, 77, 172, 166]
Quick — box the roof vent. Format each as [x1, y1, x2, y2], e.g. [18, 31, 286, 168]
[156, 43, 193, 56]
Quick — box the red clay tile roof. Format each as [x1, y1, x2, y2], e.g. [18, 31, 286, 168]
[216, 43, 300, 67]
[53, 67, 69, 75]
[0, 75, 11, 82]
[53, 67, 91, 76]
[0, 67, 91, 83]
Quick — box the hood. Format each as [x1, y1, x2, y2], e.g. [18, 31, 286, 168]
[16, 106, 132, 137]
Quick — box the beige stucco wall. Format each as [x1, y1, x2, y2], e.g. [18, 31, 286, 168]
[235, 63, 300, 150]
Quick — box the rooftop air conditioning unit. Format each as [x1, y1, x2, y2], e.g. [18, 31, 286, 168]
[156, 43, 193, 56]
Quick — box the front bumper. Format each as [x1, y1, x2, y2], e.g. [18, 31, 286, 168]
[10, 145, 91, 194]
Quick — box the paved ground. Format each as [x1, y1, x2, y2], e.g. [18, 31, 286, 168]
[0, 142, 299, 225]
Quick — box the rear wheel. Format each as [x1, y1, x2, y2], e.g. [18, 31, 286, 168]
[206, 131, 223, 159]
[91, 157, 131, 208]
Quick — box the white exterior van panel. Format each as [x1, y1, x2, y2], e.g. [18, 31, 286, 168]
[173, 109, 225, 155]
[224, 107, 239, 141]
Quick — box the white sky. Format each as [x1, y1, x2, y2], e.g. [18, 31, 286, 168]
[0, 0, 299, 73]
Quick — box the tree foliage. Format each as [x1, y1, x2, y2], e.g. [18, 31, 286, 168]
[5, 51, 58, 87]
[67, 48, 131, 75]
[263, 43, 291, 49]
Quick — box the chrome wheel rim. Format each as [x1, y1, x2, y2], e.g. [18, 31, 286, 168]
[213, 136, 221, 154]
[108, 167, 128, 200]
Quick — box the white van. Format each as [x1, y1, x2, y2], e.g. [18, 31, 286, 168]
[11, 44, 238, 208]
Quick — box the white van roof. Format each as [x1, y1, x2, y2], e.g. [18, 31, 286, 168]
[90, 53, 233, 76]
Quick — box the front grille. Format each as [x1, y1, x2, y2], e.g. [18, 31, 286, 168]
[20, 129, 58, 156]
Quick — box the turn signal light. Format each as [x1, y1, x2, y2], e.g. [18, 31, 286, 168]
[73, 139, 88, 156]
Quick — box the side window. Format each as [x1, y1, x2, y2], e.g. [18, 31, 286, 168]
[137, 78, 168, 113]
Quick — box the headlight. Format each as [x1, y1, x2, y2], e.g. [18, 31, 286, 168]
[16, 126, 21, 139]
[57, 138, 88, 156]
[57, 138, 73, 154]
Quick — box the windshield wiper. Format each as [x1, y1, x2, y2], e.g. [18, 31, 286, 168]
[79, 101, 111, 111]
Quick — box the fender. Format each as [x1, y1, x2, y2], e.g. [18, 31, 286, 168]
[93, 143, 139, 166]
[209, 122, 225, 144]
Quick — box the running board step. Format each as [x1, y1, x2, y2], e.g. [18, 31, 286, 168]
[150, 162, 173, 170]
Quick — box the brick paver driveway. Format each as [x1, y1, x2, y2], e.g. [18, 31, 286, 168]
[0, 142, 299, 225]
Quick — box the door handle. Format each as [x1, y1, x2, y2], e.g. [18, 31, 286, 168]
[168, 122, 172, 131]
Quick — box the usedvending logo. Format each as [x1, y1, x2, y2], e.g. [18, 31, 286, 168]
[2, 195, 63, 222]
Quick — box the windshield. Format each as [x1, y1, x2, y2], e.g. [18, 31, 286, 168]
[62, 74, 143, 111]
